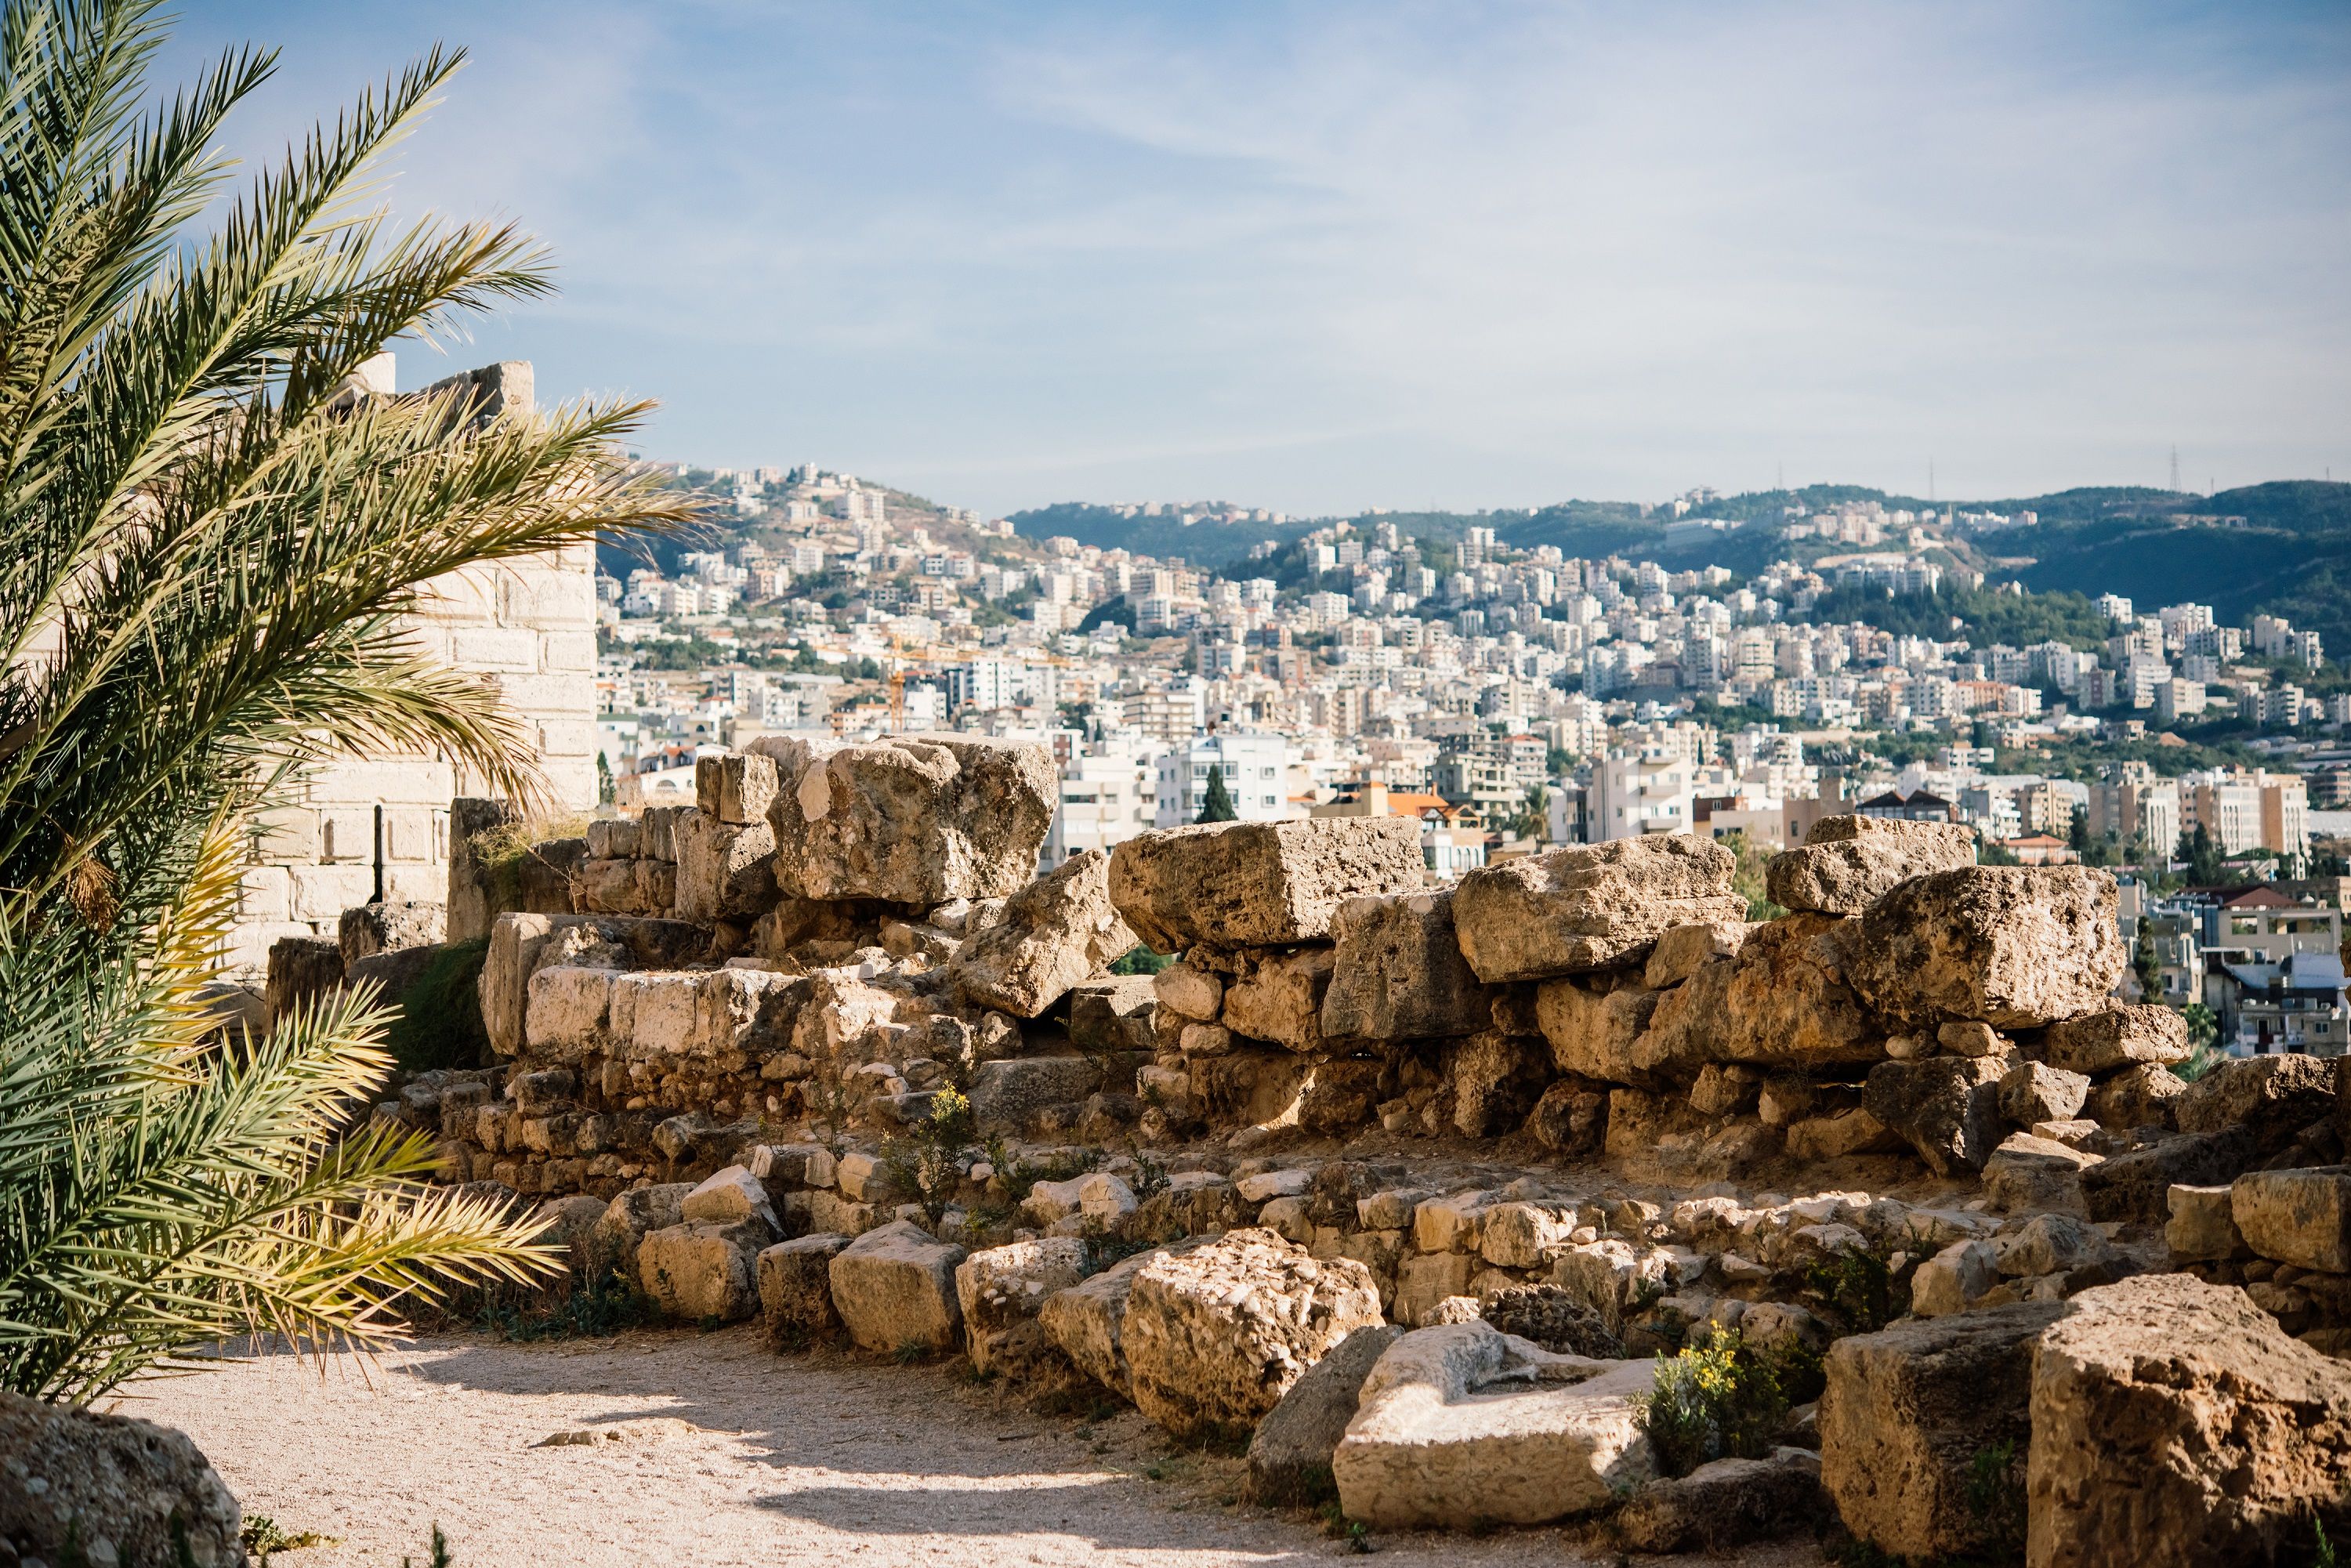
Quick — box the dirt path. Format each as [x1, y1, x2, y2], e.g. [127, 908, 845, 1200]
[125, 1326, 1828, 1568]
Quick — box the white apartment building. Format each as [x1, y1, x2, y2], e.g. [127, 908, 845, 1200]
[1154, 732, 1292, 827]
[1589, 733, 1700, 839]
[1041, 737, 1161, 868]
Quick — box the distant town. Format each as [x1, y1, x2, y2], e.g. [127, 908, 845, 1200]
[596, 462, 2351, 1059]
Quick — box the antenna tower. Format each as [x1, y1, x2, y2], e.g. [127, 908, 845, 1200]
[2169, 445, 2180, 493]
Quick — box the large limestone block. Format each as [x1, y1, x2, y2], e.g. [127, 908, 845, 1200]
[1220, 947, 1335, 1052]
[1844, 867, 2125, 1029]
[767, 734, 1056, 903]
[969, 1053, 1103, 1133]
[2027, 1273, 2351, 1567]
[1067, 976, 1158, 1051]
[638, 1219, 768, 1321]
[672, 807, 777, 925]
[1452, 835, 1744, 983]
[1862, 1056, 2007, 1176]
[1981, 1132, 2102, 1216]
[1818, 1300, 2065, 1560]
[1121, 1228, 1384, 1442]
[956, 1237, 1093, 1375]
[524, 963, 614, 1058]
[0, 1391, 245, 1568]
[2231, 1166, 2351, 1273]
[1632, 912, 1881, 1070]
[1107, 817, 1425, 952]
[696, 967, 809, 1057]
[1038, 1244, 1190, 1396]
[2166, 1183, 2245, 1262]
[2085, 1060, 2186, 1130]
[1320, 888, 1497, 1041]
[949, 849, 1135, 1019]
[828, 1219, 969, 1354]
[1246, 1324, 1404, 1506]
[2041, 1003, 2190, 1073]
[1764, 814, 1976, 915]
[1332, 1321, 1653, 1527]
[756, 1233, 849, 1342]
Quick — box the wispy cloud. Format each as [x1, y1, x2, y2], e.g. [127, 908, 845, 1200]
[179, 0, 2351, 510]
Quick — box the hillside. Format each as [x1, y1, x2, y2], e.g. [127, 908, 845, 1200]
[1011, 480, 2351, 648]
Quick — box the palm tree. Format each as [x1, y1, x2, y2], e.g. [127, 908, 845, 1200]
[0, 0, 693, 1403]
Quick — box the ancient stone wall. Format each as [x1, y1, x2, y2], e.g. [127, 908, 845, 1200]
[366, 749, 2351, 1559]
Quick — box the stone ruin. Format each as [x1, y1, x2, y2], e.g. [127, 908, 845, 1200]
[349, 732, 2351, 1560]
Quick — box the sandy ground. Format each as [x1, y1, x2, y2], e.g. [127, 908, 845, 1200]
[123, 1326, 1829, 1568]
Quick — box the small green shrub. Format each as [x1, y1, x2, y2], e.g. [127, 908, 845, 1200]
[1108, 945, 1175, 976]
[383, 938, 491, 1072]
[476, 1265, 653, 1342]
[882, 1085, 979, 1228]
[1805, 1240, 1902, 1334]
[400, 1525, 453, 1568]
[1632, 1330, 1791, 1479]
[241, 1515, 335, 1561]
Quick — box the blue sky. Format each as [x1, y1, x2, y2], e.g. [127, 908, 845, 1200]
[175, 1, 2351, 516]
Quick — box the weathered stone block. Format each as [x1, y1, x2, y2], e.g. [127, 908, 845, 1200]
[673, 807, 777, 925]
[2041, 1003, 2190, 1073]
[1320, 888, 1498, 1041]
[1121, 1228, 1382, 1441]
[638, 1219, 767, 1321]
[2165, 1183, 2244, 1262]
[2232, 1166, 2351, 1273]
[1452, 835, 1744, 983]
[2081, 1128, 2255, 1225]
[763, 734, 1057, 904]
[949, 849, 1135, 1019]
[1818, 1300, 2064, 1559]
[828, 1219, 968, 1354]
[1843, 866, 2125, 1029]
[2176, 1053, 2336, 1155]
[0, 1391, 245, 1568]
[1246, 1324, 1402, 1506]
[1633, 911, 1882, 1070]
[1863, 1056, 2006, 1176]
[1642, 918, 1755, 989]
[1221, 947, 1335, 1052]
[1107, 817, 1425, 952]
[2027, 1273, 2351, 1568]
[1765, 814, 1977, 915]
[956, 1237, 1092, 1375]
[1332, 1321, 1654, 1527]
[757, 1233, 849, 1342]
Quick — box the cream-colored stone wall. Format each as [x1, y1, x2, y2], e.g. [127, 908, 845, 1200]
[227, 360, 598, 976]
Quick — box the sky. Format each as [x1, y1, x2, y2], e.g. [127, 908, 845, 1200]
[172, 1, 2351, 517]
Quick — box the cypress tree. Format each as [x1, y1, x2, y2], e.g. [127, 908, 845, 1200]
[1197, 763, 1239, 823]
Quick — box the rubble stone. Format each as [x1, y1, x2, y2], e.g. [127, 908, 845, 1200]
[2041, 1004, 2190, 1073]
[673, 808, 777, 925]
[1863, 1056, 2006, 1175]
[1614, 1448, 1828, 1554]
[1982, 1132, 2103, 1216]
[2085, 1062, 2187, 1131]
[2081, 1128, 2254, 1225]
[2164, 1184, 2244, 1262]
[1642, 918, 1755, 989]
[956, 1237, 1092, 1376]
[948, 849, 1134, 1019]
[757, 1233, 849, 1342]
[1332, 1321, 1655, 1527]
[2027, 1273, 2351, 1568]
[1452, 835, 1745, 982]
[1818, 1300, 2065, 1559]
[2176, 1053, 2336, 1155]
[1067, 976, 1158, 1051]
[1534, 977, 1658, 1083]
[1844, 867, 2125, 1029]
[1245, 1324, 1403, 1506]
[828, 1219, 968, 1355]
[1999, 1059, 2090, 1126]
[1107, 817, 1424, 952]
[0, 1391, 245, 1568]
[1121, 1228, 1382, 1441]
[1220, 947, 1335, 1052]
[1764, 814, 1977, 915]
[1909, 1239, 1998, 1316]
[1037, 1244, 1173, 1396]
[1320, 889, 1497, 1040]
[1152, 962, 1223, 1021]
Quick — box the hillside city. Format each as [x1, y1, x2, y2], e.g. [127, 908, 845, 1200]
[596, 463, 2351, 1064]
